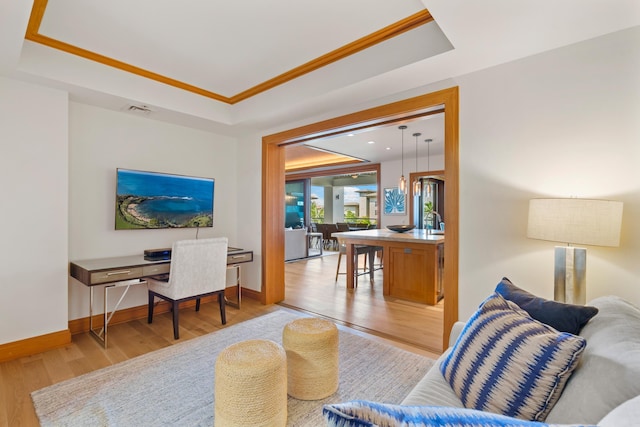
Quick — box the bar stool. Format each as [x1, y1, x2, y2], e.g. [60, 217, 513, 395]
[335, 238, 376, 286]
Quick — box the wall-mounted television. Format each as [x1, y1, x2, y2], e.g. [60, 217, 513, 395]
[115, 168, 214, 229]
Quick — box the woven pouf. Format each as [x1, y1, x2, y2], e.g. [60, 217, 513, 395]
[282, 318, 339, 400]
[214, 339, 287, 427]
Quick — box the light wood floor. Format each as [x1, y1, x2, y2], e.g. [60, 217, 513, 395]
[283, 251, 445, 353]
[0, 292, 439, 427]
[0, 299, 278, 427]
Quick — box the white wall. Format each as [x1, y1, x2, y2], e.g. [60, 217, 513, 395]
[3, 26, 638, 346]
[454, 26, 640, 318]
[0, 78, 69, 344]
[233, 133, 263, 292]
[379, 154, 445, 228]
[248, 26, 640, 320]
[332, 187, 345, 222]
[68, 103, 241, 319]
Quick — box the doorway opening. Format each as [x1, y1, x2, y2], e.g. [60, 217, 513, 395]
[262, 87, 459, 349]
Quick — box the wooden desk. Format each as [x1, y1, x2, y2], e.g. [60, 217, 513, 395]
[70, 247, 253, 347]
[332, 229, 444, 305]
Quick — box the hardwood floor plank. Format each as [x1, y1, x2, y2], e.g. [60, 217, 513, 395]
[283, 252, 444, 353]
[0, 264, 443, 427]
[40, 347, 77, 385]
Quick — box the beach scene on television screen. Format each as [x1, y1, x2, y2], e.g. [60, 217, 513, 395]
[116, 170, 214, 229]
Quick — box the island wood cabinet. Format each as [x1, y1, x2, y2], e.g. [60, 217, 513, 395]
[332, 229, 444, 305]
[387, 243, 443, 305]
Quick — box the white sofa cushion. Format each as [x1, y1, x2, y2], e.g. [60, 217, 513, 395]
[545, 296, 640, 425]
[440, 293, 586, 421]
[401, 351, 465, 407]
[597, 395, 640, 427]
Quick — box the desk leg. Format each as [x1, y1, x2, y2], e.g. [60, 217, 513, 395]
[89, 286, 95, 341]
[89, 279, 145, 348]
[225, 264, 241, 309]
[346, 243, 355, 290]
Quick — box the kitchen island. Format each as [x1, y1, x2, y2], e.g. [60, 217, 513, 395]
[332, 228, 444, 305]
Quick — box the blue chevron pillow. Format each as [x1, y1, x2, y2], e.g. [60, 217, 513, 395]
[440, 293, 586, 422]
[322, 401, 596, 427]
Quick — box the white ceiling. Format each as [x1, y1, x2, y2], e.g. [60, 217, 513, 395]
[2, 0, 639, 149]
[304, 111, 445, 164]
[36, 0, 432, 97]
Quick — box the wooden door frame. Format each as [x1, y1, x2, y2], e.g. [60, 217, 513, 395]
[262, 87, 459, 349]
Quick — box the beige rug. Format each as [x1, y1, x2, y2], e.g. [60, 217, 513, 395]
[32, 310, 435, 426]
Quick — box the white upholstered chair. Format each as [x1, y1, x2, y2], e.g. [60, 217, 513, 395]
[147, 237, 228, 339]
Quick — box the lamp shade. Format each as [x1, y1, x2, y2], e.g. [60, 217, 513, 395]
[527, 198, 623, 247]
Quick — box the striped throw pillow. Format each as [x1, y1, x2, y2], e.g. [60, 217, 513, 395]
[322, 401, 596, 427]
[440, 293, 586, 422]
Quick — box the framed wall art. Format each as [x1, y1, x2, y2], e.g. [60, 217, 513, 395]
[383, 187, 406, 215]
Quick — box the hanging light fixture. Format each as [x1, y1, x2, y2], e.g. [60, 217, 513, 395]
[398, 125, 407, 194]
[425, 139, 433, 196]
[412, 132, 421, 196]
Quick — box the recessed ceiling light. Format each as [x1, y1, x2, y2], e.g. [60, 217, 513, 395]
[348, 133, 355, 137]
[367, 141, 375, 144]
[386, 147, 392, 150]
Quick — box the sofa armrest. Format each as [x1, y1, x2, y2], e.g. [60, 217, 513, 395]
[448, 321, 466, 348]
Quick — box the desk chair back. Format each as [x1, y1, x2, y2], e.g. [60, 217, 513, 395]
[147, 237, 228, 339]
[162, 237, 228, 300]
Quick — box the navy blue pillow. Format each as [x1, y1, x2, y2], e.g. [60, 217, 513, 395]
[495, 277, 598, 335]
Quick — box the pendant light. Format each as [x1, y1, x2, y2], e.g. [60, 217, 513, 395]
[412, 132, 421, 196]
[425, 138, 432, 196]
[398, 125, 407, 194]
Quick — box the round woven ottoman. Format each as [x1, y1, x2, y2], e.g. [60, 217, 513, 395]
[214, 339, 287, 427]
[282, 318, 339, 400]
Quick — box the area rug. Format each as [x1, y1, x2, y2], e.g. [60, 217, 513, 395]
[32, 310, 435, 426]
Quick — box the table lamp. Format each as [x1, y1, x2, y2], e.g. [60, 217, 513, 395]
[527, 198, 623, 304]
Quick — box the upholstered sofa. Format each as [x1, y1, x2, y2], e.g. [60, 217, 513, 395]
[324, 281, 640, 426]
[285, 228, 308, 261]
[399, 295, 640, 425]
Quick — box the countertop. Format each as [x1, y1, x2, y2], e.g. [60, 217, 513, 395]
[332, 228, 445, 244]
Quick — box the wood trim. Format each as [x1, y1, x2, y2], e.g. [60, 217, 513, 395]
[0, 330, 71, 363]
[286, 163, 381, 180]
[25, 0, 47, 35]
[67, 295, 220, 334]
[229, 10, 433, 103]
[280, 109, 445, 147]
[261, 141, 286, 304]
[263, 87, 459, 351]
[408, 169, 444, 226]
[24, 33, 230, 103]
[240, 287, 262, 301]
[285, 159, 363, 174]
[3, 288, 258, 362]
[24, 0, 433, 104]
[442, 88, 460, 350]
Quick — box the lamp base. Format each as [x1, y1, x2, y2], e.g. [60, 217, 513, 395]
[554, 246, 586, 305]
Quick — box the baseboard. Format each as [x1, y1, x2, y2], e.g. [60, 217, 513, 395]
[0, 287, 262, 362]
[69, 286, 261, 335]
[0, 329, 71, 363]
[241, 287, 261, 301]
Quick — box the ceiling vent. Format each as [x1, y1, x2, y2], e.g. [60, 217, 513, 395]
[126, 104, 153, 115]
